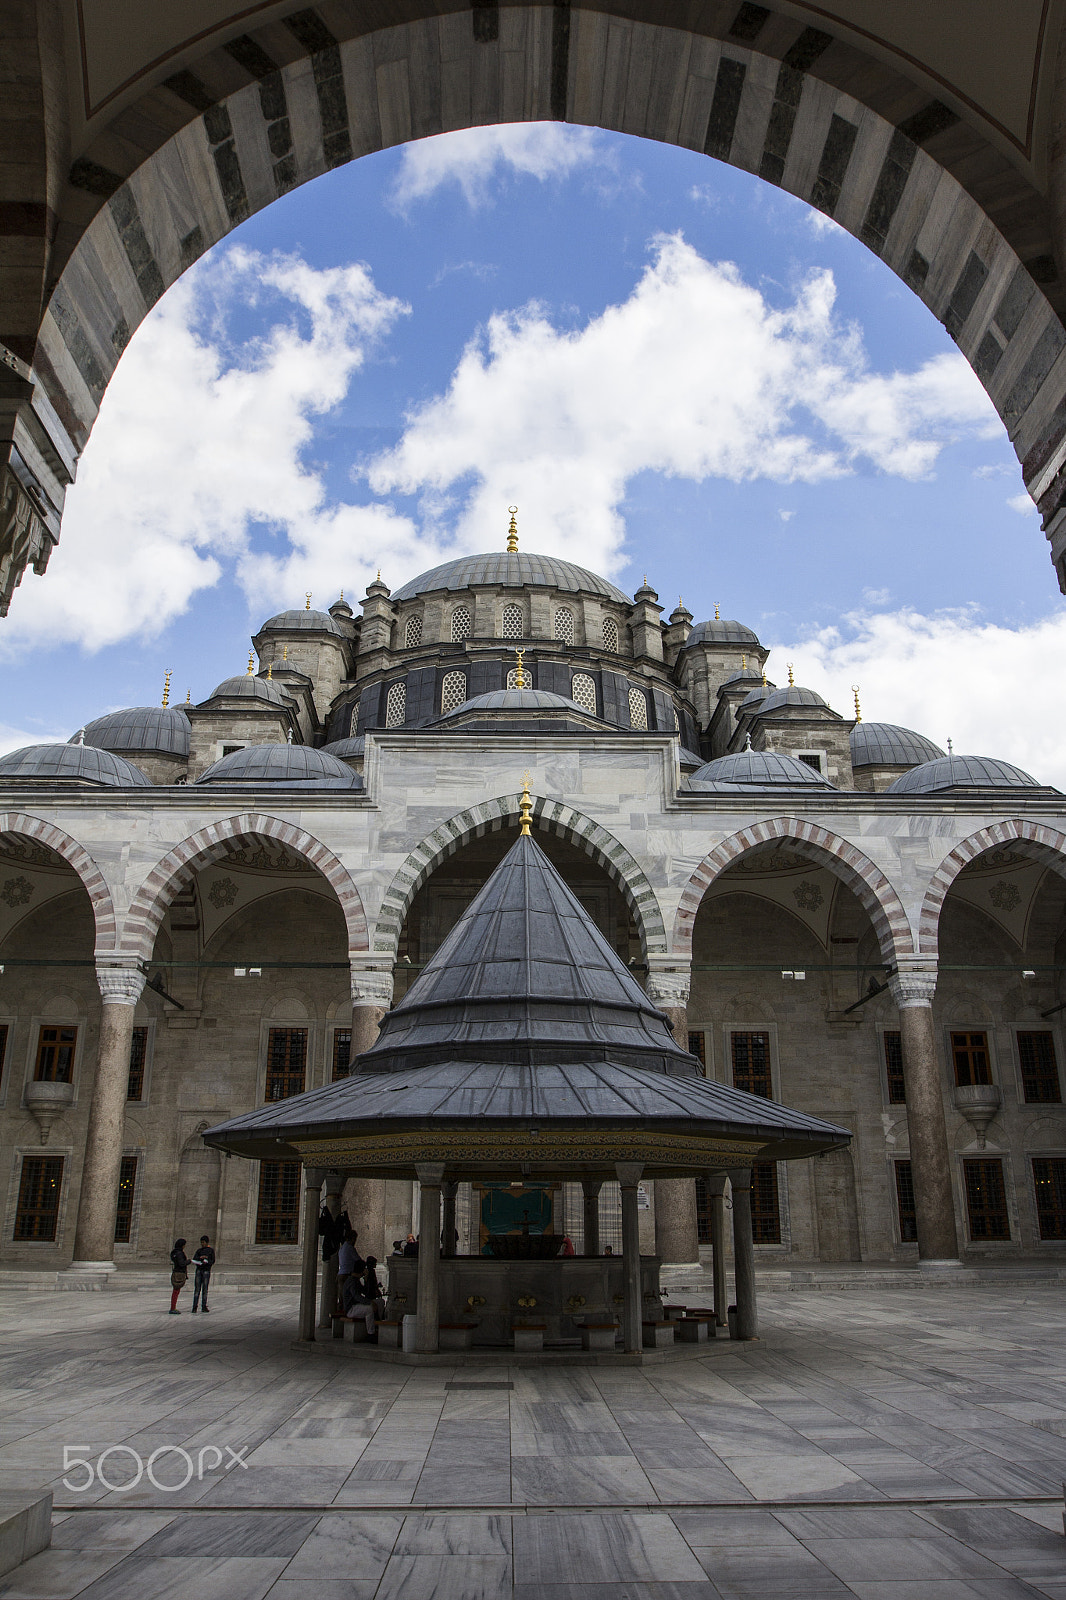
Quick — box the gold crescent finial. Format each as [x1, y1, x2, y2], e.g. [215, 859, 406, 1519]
[507, 506, 519, 552]
[247, 650, 255, 676]
[741, 653, 747, 671]
[161, 669, 172, 708]
[787, 662, 795, 687]
[514, 647, 526, 689]
[519, 771, 532, 835]
[852, 684, 861, 723]
[714, 602, 720, 621]
[267, 661, 273, 680]
[339, 589, 344, 602]
[282, 643, 288, 663]
[377, 569, 381, 581]
[762, 671, 767, 687]
[185, 689, 191, 704]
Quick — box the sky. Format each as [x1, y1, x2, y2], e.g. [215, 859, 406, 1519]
[3, 123, 1065, 783]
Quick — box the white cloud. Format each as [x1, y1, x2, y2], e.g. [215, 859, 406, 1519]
[770, 607, 1066, 790]
[778, 509, 795, 522]
[390, 123, 605, 209]
[1008, 491, 1038, 515]
[0, 720, 69, 758]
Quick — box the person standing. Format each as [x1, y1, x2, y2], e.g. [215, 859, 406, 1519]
[169, 1239, 190, 1314]
[191, 1235, 215, 1313]
[336, 1227, 364, 1313]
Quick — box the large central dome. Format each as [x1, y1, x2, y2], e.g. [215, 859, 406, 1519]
[391, 551, 629, 603]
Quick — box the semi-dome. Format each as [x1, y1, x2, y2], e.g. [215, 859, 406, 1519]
[850, 722, 945, 769]
[258, 608, 340, 635]
[202, 674, 288, 707]
[391, 551, 629, 604]
[80, 705, 190, 758]
[321, 736, 365, 760]
[196, 744, 361, 787]
[689, 750, 835, 789]
[886, 754, 1045, 795]
[0, 743, 152, 786]
[682, 619, 762, 649]
[755, 685, 829, 714]
[441, 688, 588, 718]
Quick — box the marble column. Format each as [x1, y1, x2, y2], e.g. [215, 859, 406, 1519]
[349, 959, 393, 1060]
[646, 961, 700, 1268]
[298, 1168, 324, 1342]
[581, 1178, 602, 1256]
[317, 1169, 345, 1328]
[441, 1181, 458, 1257]
[889, 965, 960, 1266]
[415, 1163, 444, 1353]
[728, 1168, 758, 1340]
[69, 963, 146, 1272]
[706, 1172, 728, 1326]
[616, 1161, 644, 1354]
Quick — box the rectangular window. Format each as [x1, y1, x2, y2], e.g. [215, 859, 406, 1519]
[884, 1031, 906, 1103]
[127, 1027, 148, 1101]
[264, 1028, 307, 1102]
[732, 1032, 772, 1098]
[894, 1159, 918, 1242]
[14, 1155, 63, 1241]
[1032, 1157, 1066, 1240]
[255, 1160, 301, 1243]
[332, 1029, 351, 1081]
[952, 1031, 991, 1087]
[114, 1156, 137, 1244]
[687, 1031, 706, 1073]
[963, 1157, 1010, 1240]
[695, 1175, 711, 1244]
[751, 1163, 781, 1244]
[34, 1025, 77, 1083]
[1018, 1032, 1062, 1103]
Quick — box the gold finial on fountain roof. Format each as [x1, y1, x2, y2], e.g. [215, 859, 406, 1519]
[161, 669, 172, 708]
[714, 602, 720, 621]
[507, 506, 519, 552]
[519, 771, 532, 836]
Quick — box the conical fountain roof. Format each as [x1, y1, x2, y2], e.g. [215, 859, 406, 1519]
[358, 831, 696, 1075]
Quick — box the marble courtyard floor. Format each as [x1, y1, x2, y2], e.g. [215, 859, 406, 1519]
[0, 1281, 1065, 1598]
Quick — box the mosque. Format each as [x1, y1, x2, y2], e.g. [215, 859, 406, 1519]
[1, 512, 1065, 1296]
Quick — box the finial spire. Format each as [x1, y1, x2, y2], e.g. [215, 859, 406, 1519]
[852, 684, 861, 723]
[267, 661, 273, 680]
[287, 726, 294, 744]
[507, 506, 519, 553]
[282, 643, 288, 663]
[339, 588, 344, 602]
[514, 647, 526, 689]
[761, 670, 767, 687]
[185, 689, 191, 704]
[161, 669, 172, 708]
[947, 737, 953, 754]
[745, 732, 752, 750]
[519, 771, 532, 835]
[787, 662, 795, 687]
[305, 591, 312, 610]
[741, 653, 747, 671]
[714, 602, 720, 621]
[247, 650, 255, 676]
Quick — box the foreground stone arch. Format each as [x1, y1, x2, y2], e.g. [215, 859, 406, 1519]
[373, 791, 668, 958]
[0, 811, 118, 955]
[8, 3, 1066, 613]
[120, 813, 369, 963]
[918, 819, 1066, 956]
[672, 816, 913, 963]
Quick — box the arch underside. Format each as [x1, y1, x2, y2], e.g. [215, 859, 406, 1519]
[919, 819, 1066, 955]
[0, 811, 118, 955]
[13, 3, 1066, 616]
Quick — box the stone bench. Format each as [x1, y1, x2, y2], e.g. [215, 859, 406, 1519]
[642, 1319, 675, 1349]
[580, 1322, 618, 1351]
[662, 1304, 687, 1321]
[512, 1322, 546, 1352]
[376, 1320, 401, 1349]
[438, 1323, 476, 1351]
[342, 1317, 372, 1343]
[678, 1317, 712, 1342]
[0, 1492, 52, 1579]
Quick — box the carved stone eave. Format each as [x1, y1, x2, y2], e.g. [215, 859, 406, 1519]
[0, 358, 77, 617]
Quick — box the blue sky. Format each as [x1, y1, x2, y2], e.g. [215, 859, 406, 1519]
[3, 125, 1064, 780]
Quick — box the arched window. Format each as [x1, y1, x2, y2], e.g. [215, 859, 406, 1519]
[673, 708, 680, 733]
[385, 682, 407, 727]
[628, 686, 648, 730]
[441, 671, 467, 713]
[502, 602, 523, 639]
[554, 607, 574, 644]
[602, 616, 619, 652]
[405, 614, 423, 648]
[571, 673, 597, 715]
[451, 605, 472, 642]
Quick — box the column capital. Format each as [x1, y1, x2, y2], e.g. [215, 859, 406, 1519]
[615, 1161, 644, 1187]
[704, 1171, 728, 1196]
[644, 957, 690, 1008]
[303, 1166, 326, 1190]
[415, 1162, 445, 1186]
[350, 959, 393, 1008]
[95, 962, 146, 1006]
[889, 962, 938, 1008]
[726, 1166, 753, 1190]
[580, 1177, 603, 1198]
[323, 1168, 346, 1198]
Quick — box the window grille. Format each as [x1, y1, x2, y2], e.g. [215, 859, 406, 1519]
[696, 1177, 712, 1243]
[14, 1156, 63, 1241]
[952, 1031, 990, 1086]
[451, 605, 472, 642]
[602, 617, 618, 652]
[441, 671, 467, 713]
[502, 603, 523, 639]
[884, 1031, 906, 1103]
[506, 668, 526, 689]
[554, 608, 574, 644]
[894, 1160, 917, 1241]
[628, 687, 648, 729]
[673, 708, 680, 733]
[114, 1156, 137, 1243]
[1018, 1032, 1061, 1102]
[688, 1031, 706, 1073]
[34, 1025, 76, 1083]
[265, 1028, 307, 1102]
[405, 614, 423, 647]
[963, 1158, 1010, 1240]
[255, 1160, 301, 1243]
[561, 1180, 622, 1253]
[1032, 1157, 1066, 1239]
[751, 1164, 781, 1243]
[732, 1032, 771, 1098]
[127, 1027, 148, 1101]
[798, 753, 823, 772]
[571, 673, 596, 714]
[385, 681, 406, 726]
[332, 1029, 351, 1081]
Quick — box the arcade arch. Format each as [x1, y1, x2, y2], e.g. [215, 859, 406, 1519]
[0, 814, 117, 954]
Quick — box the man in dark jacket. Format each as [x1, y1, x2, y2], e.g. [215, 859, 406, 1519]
[191, 1236, 215, 1313]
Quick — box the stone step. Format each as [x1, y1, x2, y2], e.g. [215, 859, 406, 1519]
[0, 1492, 51, 1578]
[0, 1267, 302, 1293]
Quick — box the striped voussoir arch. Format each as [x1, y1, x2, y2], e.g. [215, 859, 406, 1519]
[671, 817, 913, 963]
[373, 792, 668, 959]
[119, 813, 369, 963]
[0, 811, 118, 955]
[919, 819, 1066, 956]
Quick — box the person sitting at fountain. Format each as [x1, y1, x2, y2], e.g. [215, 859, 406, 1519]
[343, 1255, 384, 1337]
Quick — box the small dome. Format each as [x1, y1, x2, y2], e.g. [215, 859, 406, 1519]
[197, 744, 361, 787]
[391, 551, 629, 603]
[682, 619, 762, 649]
[720, 668, 764, 690]
[689, 750, 835, 789]
[0, 743, 152, 787]
[80, 705, 190, 758]
[886, 754, 1044, 795]
[678, 747, 704, 770]
[738, 683, 774, 710]
[203, 675, 288, 707]
[441, 688, 589, 718]
[850, 722, 945, 769]
[321, 736, 365, 760]
[755, 685, 829, 715]
[259, 608, 340, 635]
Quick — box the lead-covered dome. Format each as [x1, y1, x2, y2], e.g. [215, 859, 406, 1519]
[196, 744, 361, 787]
[850, 722, 944, 769]
[321, 736, 365, 760]
[756, 685, 829, 714]
[80, 705, 190, 758]
[0, 743, 152, 786]
[441, 688, 587, 717]
[391, 551, 629, 603]
[689, 750, 835, 789]
[886, 754, 1045, 794]
[682, 619, 762, 649]
[202, 675, 288, 706]
[259, 608, 340, 635]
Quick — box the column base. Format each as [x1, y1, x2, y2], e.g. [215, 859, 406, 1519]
[918, 1258, 963, 1271]
[660, 1260, 702, 1273]
[64, 1259, 116, 1273]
